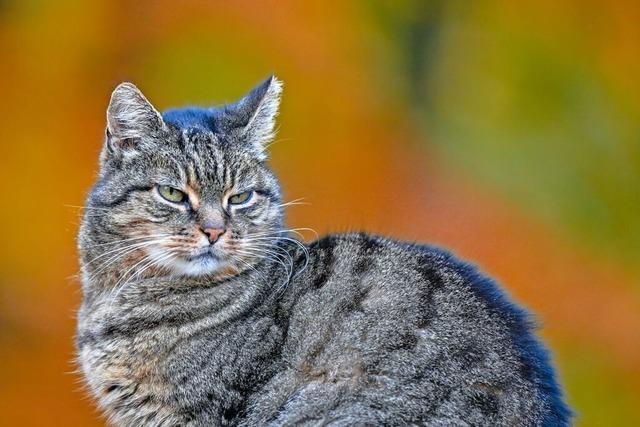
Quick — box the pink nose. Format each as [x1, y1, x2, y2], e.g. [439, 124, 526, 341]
[201, 227, 225, 244]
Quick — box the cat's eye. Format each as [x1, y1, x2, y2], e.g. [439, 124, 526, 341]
[228, 191, 253, 205]
[158, 185, 186, 203]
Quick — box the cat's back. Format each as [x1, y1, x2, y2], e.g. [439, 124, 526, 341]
[255, 233, 571, 426]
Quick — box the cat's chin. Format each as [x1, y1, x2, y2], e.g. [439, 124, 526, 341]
[168, 254, 227, 277]
[143, 246, 232, 277]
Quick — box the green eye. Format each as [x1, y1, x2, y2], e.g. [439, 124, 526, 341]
[158, 185, 186, 203]
[228, 191, 253, 205]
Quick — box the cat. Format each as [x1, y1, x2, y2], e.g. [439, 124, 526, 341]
[76, 76, 572, 426]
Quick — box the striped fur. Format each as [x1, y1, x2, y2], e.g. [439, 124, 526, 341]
[76, 78, 572, 426]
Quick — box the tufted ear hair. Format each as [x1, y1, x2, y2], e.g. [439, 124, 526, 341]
[105, 82, 166, 157]
[222, 75, 283, 159]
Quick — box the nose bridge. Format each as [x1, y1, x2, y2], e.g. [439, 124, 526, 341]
[197, 203, 226, 244]
[196, 203, 225, 229]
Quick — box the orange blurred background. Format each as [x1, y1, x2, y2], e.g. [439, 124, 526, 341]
[0, 1, 638, 425]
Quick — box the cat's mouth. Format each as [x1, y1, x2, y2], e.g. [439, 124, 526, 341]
[185, 249, 220, 263]
[169, 250, 226, 276]
[146, 244, 230, 277]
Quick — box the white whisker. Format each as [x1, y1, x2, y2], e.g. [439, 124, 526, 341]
[64, 204, 111, 211]
[107, 250, 176, 311]
[84, 233, 172, 249]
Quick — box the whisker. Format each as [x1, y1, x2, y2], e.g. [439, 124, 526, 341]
[238, 231, 310, 279]
[227, 252, 262, 277]
[243, 227, 318, 240]
[275, 198, 310, 209]
[263, 136, 293, 150]
[107, 250, 175, 309]
[234, 246, 290, 268]
[64, 204, 111, 211]
[83, 233, 173, 249]
[107, 255, 154, 310]
[85, 238, 168, 267]
[234, 240, 298, 286]
[84, 238, 171, 283]
[130, 250, 176, 284]
[234, 247, 292, 277]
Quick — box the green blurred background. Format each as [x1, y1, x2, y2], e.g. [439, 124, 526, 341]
[0, 0, 638, 425]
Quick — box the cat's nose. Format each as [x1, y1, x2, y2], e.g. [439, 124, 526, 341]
[201, 226, 226, 244]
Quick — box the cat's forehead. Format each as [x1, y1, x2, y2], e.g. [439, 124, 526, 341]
[143, 107, 268, 191]
[158, 126, 255, 190]
[178, 126, 247, 166]
[180, 126, 221, 156]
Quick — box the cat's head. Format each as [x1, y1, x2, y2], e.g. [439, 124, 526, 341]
[79, 77, 286, 280]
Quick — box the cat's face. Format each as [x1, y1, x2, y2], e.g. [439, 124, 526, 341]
[80, 77, 285, 279]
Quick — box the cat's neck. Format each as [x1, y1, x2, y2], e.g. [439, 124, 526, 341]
[80, 243, 299, 307]
[77, 254, 295, 338]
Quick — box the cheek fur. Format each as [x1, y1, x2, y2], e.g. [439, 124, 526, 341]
[233, 196, 278, 227]
[157, 230, 208, 256]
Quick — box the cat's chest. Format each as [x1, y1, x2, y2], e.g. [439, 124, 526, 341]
[80, 303, 285, 422]
[79, 318, 212, 426]
[80, 322, 180, 403]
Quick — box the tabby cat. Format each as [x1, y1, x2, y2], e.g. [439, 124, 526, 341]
[76, 76, 572, 426]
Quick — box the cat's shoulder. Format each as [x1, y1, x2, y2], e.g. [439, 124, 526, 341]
[304, 231, 530, 322]
[297, 233, 570, 426]
[306, 231, 458, 268]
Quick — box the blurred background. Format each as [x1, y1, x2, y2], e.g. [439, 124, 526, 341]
[0, 0, 638, 425]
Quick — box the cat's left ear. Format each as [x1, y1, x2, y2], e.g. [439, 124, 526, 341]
[104, 82, 166, 160]
[223, 76, 283, 160]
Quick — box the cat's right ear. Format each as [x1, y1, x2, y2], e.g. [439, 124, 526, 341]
[104, 82, 166, 161]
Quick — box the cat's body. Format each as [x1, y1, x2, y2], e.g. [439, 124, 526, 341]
[77, 77, 571, 426]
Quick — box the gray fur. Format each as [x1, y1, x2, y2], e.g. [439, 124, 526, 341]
[76, 77, 571, 426]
